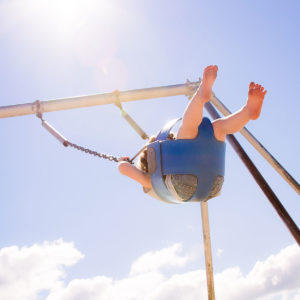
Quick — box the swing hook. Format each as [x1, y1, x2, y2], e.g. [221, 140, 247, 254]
[34, 100, 69, 147]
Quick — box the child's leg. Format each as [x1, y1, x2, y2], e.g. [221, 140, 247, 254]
[177, 65, 218, 139]
[212, 82, 267, 141]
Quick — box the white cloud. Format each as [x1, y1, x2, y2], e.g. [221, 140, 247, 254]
[129, 243, 191, 276]
[213, 244, 300, 300]
[0, 240, 299, 300]
[0, 239, 83, 300]
[292, 292, 300, 300]
[216, 248, 224, 257]
[47, 273, 165, 300]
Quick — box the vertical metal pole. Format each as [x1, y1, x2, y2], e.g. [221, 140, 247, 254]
[201, 201, 215, 300]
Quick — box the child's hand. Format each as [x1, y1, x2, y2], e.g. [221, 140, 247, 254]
[118, 156, 131, 162]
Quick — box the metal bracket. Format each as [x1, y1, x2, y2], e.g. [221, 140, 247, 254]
[35, 100, 44, 121]
[185, 78, 201, 100]
[113, 89, 122, 110]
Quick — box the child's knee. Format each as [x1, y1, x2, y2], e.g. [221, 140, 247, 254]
[212, 119, 226, 142]
[177, 124, 198, 140]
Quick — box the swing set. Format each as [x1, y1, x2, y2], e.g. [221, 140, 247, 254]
[1, 79, 299, 300]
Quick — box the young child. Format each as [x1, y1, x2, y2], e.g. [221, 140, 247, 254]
[118, 65, 267, 201]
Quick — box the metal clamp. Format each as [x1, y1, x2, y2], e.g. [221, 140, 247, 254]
[113, 89, 122, 110]
[185, 79, 201, 100]
[35, 100, 44, 121]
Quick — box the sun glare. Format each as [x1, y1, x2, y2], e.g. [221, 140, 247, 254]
[0, 0, 130, 90]
[39, 0, 115, 34]
[10, 0, 120, 61]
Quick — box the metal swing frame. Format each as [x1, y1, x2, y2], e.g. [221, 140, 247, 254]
[1, 80, 299, 300]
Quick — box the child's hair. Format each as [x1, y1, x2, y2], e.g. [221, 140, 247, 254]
[139, 133, 175, 173]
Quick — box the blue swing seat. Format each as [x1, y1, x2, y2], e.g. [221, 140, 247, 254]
[147, 118, 226, 204]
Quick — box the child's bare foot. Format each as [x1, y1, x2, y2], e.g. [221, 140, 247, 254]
[197, 65, 218, 103]
[246, 82, 267, 120]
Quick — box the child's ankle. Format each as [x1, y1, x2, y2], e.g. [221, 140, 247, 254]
[195, 88, 210, 103]
[243, 104, 253, 120]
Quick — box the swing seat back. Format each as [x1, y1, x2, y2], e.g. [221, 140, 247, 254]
[147, 118, 225, 203]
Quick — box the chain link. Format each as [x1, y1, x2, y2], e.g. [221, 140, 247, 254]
[66, 141, 120, 163]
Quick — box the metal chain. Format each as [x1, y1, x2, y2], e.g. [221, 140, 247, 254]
[66, 141, 120, 163]
[35, 100, 134, 164]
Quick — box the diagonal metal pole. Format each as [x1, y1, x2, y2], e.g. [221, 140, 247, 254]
[204, 102, 300, 246]
[209, 92, 300, 196]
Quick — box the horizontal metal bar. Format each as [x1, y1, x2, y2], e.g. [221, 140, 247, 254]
[1, 78, 298, 195]
[0, 81, 199, 118]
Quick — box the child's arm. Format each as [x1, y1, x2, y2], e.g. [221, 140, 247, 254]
[118, 159, 152, 189]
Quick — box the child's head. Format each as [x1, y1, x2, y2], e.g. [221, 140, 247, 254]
[139, 136, 156, 173]
[138, 133, 175, 173]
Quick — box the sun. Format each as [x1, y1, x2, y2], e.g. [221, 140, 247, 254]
[38, 0, 115, 33]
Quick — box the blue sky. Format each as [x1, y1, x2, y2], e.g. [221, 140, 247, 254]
[0, 0, 299, 299]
